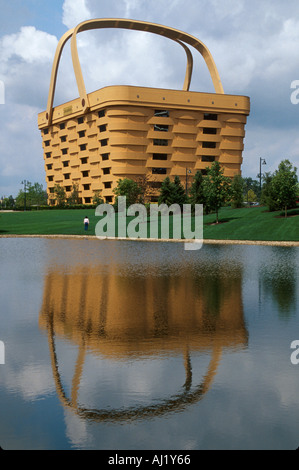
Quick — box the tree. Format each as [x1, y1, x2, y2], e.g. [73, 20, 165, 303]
[67, 183, 80, 205]
[93, 190, 104, 205]
[243, 177, 261, 200]
[203, 161, 231, 223]
[188, 170, 209, 212]
[158, 177, 176, 206]
[53, 184, 67, 207]
[133, 174, 156, 204]
[247, 189, 257, 204]
[230, 174, 244, 208]
[15, 182, 47, 209]
[173, 175, 187, 207]
[113, 178, 142, 207]
[271, 159, 298, 217]
[260, 172, 277, 211]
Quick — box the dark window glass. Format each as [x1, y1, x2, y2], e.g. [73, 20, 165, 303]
[154, 110, 169, 117]
[202, 142, 217, 149]
[204, 113, 218, 121]
[202, 156, 216, 162]
[154, 139, 168, 146]
[154, 124, 169, 132]
[152, 168, 167, 175]
[153, 154, 168, 160]
[203, 128, 217, 135]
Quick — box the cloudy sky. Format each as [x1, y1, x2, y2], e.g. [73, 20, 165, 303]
[0, 0, 299, 197]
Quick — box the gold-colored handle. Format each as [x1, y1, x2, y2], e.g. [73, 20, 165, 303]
[46, 19, 224, 125]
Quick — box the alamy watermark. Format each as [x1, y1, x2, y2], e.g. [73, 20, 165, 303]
[0, 341, 5, 365]
[0, 80, 4, 105]
[290, 80, 299, 104]
[95, 197, 203, 251]
[290, 341, 299, 365]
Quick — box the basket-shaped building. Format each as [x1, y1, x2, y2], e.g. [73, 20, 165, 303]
[38, 19, 250, 204]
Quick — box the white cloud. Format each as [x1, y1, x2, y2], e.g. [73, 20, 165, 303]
[0, 26, 57, 64]
[62, 0, 93, 29]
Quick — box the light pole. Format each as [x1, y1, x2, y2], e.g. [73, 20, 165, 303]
[21, 180, 28, 211]
[259, 158, 267, 199]
[185, 168, 192, 195]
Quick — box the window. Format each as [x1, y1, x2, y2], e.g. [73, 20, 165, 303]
[104, 182, 112, 189]
[81, 157, 88, 164]
[63, 161, 69, 167]
[49, 188, 54, 193]
[202, 142, 217, 149]
[82, 170, 89, 177]
[100, 139, 108, 147]
[204, 113, 218, 121]
[44, 140, 50, 147]
[105, 196, 113, 203]
[46, 152, 51, 158]
[101, 153, 109, 161]
[78, 130, 86, 138]
[154, 110, 169, 117]
[60, 123, 66, 130]
[77, 117, 84, 124]
[79, 144, 87, 151]
[203, 128, 217, 135]
[43, 128, 49, 135]
[152, 168, 167, 175]
[64, 173, 70, 180]
[48, 176, 54, 182]
[153, 154, 168, 161]
[47, 164, 52, 170]
[154, 139, 168, 146]
[202, 156, 216, 162]
[103, 168, 111, 175]
[65, 186, 72, 192]
[154, 124, 169, 132]
[98, 110, 106, 118]
[85, 197, 91, 204]
[62, 148, 68, 155]
[99, 124, 107, 133]
[83, 184, 90, 191]
[60, 136, 67, 143]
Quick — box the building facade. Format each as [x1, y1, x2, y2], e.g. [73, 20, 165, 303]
[38, 84, 250, 204]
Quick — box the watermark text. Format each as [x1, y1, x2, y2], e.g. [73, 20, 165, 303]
[0, 341, 5, 365]
[95, 197, 203, 251]
[290, 340, 299, 365]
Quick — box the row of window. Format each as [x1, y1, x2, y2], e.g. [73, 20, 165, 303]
[43, 110, 218, 137]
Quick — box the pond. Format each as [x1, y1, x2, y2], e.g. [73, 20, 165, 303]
[0, 237, 298, 450]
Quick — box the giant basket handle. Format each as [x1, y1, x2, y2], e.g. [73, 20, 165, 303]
[46, 19, 224, 125]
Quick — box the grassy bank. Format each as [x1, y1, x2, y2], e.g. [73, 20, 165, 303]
[0, 205, 298, 242]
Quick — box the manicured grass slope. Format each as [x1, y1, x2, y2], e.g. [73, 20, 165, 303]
[0, 206, 298, 241]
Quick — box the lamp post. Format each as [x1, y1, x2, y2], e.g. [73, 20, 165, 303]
[259, 158, 267, 199]
[185, 168, 192, 195]
[21, 180, 28, 211]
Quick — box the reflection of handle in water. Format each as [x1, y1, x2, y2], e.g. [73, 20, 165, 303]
[47, 311, 222, 423]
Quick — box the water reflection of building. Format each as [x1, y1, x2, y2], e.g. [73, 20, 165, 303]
[39, 262, 248, 422]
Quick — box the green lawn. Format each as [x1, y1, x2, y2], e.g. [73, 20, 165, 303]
[0, 205, 298, 242]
